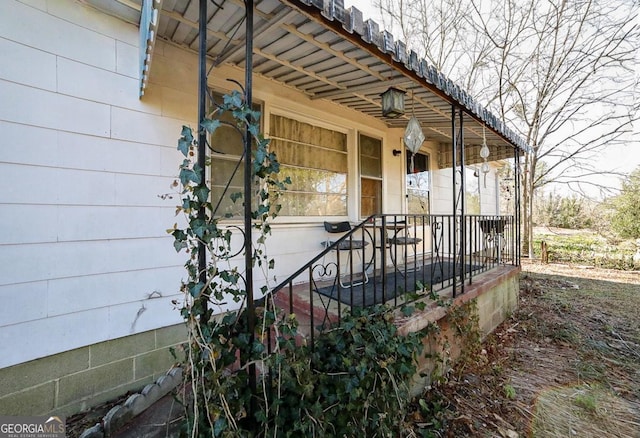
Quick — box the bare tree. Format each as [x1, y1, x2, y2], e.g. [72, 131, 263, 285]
[376, 0, 639, 256]
[376, 0, 491, 92]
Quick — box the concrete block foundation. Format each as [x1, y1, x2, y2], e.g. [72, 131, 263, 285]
[395, 266, 520, 396]
[0, 324, 187, 417]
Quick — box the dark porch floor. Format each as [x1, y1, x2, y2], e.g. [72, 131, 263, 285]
[315, 261, 482, 307]
[272, 259, 512, 333]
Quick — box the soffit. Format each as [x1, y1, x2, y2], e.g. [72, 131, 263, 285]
[83, 0, 532, 160]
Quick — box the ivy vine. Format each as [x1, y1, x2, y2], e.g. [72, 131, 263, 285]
[168, 89, 429, 436]
[169, 88, 290, 436]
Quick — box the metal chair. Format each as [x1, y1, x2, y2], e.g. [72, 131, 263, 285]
[322, 221, 369, 288]
[386, 220, 423, 273]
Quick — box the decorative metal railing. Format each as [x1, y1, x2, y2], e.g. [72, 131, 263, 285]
[271, 213, 516, 341]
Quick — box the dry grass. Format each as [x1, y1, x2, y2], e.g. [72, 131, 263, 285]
[522, 261, 640, 437]
[413, 260, 640, 437]
[532, 383, 639, 437]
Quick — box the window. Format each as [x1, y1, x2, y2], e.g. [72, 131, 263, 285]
[360, 134, 382, 218]
[406, 152, 430, 215]
[209, 92, 259, 218]
[269, 115, 347, 216]
[465, 167, 481, 214]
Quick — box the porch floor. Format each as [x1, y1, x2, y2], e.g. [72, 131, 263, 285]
[273, 260, 516, 333]
[315, 261, 482, 307]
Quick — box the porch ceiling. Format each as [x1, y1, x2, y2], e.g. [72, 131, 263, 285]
[84, 0, 532, 159]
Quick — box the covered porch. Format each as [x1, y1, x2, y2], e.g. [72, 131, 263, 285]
[88, 0, 532, 334]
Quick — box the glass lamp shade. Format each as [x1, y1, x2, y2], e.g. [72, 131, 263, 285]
[403, 116, 425, 154]
[381, 87, 406, 118]
[480, 143, 490, 159]
[481, 161, 490, 174]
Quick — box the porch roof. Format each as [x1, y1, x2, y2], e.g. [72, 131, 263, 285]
[85, 0, 533, 160]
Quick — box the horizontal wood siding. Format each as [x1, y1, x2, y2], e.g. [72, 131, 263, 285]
[0, 0, 190, 368]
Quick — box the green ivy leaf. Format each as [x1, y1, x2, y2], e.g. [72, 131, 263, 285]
[177, 126, 193, 157]
[401, 305, 415, 317]
[188, 282, 204, 298]
[252, 341, 265, 354]
[173, 239, 187, 252]
[171, 229, 186, 240]
[178, 138, 191, 157]
[181, 125, 193, 141]
[179, 168, 201, 186]
[230, 192, 243, 203]
[190, 218, 207, 238]
[220, 271, 238, 284]
[224, 91, 243, 108]
[248, 109, 260, 122]
[213, 417, 227, 436]
[257, 137, 270, 148]
[171, 229, 188, 252]
[254, 410, 268, 424]
[194, 185, 210, 202]
[254, 147, 266, 165]
[201, 118, 221, 134]
[248, 123, 259, 137]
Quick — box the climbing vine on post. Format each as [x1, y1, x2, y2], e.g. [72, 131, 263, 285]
[168, 89, 289, 435]
[172, 89, 287, 312]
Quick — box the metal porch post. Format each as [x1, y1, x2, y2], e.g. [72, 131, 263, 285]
[197, 0, 208, 320]
[514, 147, 521, 265]
[458, 108, 466, 288]
[451, 105, 465, 297]
[243, 0, 257, 423]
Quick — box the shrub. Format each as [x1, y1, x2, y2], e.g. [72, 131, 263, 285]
[178, 305, 425, 437]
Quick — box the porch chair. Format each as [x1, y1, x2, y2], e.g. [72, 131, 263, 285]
[386, 220, 423, 273]
[322, 221, 369, 288]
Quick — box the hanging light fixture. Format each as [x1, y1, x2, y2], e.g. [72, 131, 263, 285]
[381, 87, 406, 118]
[480, 126, 490, 187]
[403, 91, 425, 172]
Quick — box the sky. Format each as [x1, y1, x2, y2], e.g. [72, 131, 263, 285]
[343, 1, 640, 199]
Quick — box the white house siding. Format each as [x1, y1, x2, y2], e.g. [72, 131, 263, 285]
[430, 165, 500, 216]
[0, 0, 188, 369]
[431, 167, 454, 215]
[479, 170, 500, 215]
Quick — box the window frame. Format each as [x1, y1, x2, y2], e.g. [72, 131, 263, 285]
[359, 133, 383, 219]
[267, 111, 350, 219]
[208, 89, 264, 219]
[406, 151, 431, 217]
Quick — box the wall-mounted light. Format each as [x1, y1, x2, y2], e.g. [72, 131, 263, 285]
[392, 149, 402, 156]
[381, 87, 406, 118]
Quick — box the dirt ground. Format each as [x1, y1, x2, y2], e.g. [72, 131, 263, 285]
[411, 260, 640, 437]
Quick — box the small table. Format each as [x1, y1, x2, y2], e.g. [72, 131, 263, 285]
[364, 219, 422, 273]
